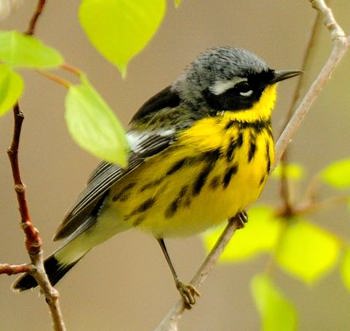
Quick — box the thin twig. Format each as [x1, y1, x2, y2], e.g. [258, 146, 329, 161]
[7, 105, 66, 331]
[278, 13, 321, 216]
[0, 263, 33, 275]
[274, 1, 350, 166]
[3, 1, 67, 330]
[153, 1, 350, 330]
[293, 195, 349, 216]
[26, 0, 46, 35]
[7, 105, 42, 257]
[279, 153, 294, 215]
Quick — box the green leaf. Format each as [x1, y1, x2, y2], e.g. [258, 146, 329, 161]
[251, 274, 297, 331]
[0, 64, 23, 116]
[271, 163, 305, 181]
[79, 0, 166, 76]
[275, 219, 340, 284]
[340, 247, 350, 292]
[65, 76, 129, 166]
[320, 158, 350, 189]
[0, 30, 64, 68]
[202, 206, 282, 262]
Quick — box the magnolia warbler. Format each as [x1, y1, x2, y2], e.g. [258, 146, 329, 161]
[13, 47, 300, 308]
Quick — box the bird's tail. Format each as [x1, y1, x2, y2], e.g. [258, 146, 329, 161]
[12, 236, 89, 291]
[13, 212, 130, 291]
[12, 253, 83, 291]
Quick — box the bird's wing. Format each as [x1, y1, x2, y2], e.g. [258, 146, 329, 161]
[53, 85, 183, 241]
[53, 130, 176, 241]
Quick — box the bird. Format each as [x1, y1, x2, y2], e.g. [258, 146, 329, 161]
[13, 47, 300, 308]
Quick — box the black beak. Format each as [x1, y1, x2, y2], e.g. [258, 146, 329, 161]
[270, 70, 302, 84]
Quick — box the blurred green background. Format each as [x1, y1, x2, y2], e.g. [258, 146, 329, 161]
[0, 1, 349, 330]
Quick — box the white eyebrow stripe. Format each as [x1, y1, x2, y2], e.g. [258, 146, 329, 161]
[210, 77, 248, 95]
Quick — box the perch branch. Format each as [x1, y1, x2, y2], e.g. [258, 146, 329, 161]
[278, 10, 320, 216]
[274, 0, 350, 165]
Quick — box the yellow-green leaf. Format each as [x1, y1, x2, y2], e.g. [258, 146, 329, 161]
[79, 0, 166, 76]
[0, 30, 64, 68]
[65, 76, 129, 166]
[271, 163, 305, 181]
[320, 158, 350, 189]
[202, 206, 282, 262]
[251, 274, 297, 331]
[275, 219, 340, 284]
[340, 247, 350, 292]
[0, 64, 23, 116]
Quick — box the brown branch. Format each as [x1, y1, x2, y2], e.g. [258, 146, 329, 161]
[279, 153, 294, 216]
[278, 14, 321, 216]
[7, 104, 66, 331]
[274, 0, 350, 166]
[26, 0, 46, 36]
[0, 263, 33, 275]
[153, 1, 350, 330]
[293, 195, 349, 216]
[7, 105, 43, 256]
[3, 1, 67, 330]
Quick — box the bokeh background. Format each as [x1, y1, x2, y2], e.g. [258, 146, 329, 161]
[1, 1, 350, 330]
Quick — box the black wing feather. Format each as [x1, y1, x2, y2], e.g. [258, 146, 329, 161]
[130, 86, 180, 123]
[87, 161, 112, 184]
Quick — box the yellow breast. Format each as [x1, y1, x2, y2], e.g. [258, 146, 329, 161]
[106, 115, 274, 238]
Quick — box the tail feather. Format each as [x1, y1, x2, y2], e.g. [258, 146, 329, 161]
[12, 254, 80, 291]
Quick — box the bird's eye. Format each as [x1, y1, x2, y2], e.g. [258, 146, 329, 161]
[235, 82, 253, 97]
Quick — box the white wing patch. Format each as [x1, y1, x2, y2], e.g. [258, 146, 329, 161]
[127, 130, 175, 154]
[210, 77, 248, 95]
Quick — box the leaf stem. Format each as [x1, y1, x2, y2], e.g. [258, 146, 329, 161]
[38, 70, 71, 88]
[61, 63, 82, 76]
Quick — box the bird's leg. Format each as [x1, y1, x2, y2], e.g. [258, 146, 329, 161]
[157, 238, 200, 309]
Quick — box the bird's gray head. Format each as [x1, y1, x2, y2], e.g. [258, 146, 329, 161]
[130, 47, 301, 126]
[173, 47, 299, 111]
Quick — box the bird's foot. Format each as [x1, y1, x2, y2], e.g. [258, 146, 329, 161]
[233, 210, 248, 229]
[176, 280, 200, 309]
